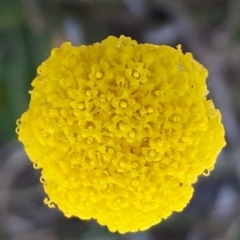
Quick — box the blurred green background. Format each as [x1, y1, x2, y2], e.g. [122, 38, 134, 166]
[1, 0, 240, 239]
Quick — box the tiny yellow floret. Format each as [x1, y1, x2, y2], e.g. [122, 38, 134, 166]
[16, 35, 225, 234]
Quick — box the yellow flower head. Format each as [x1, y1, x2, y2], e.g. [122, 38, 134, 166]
[16, 35, 225, 233]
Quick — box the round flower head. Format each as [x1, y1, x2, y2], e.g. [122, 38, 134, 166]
[16, 35, 225, 233]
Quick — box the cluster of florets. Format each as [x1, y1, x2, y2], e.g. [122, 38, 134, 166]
[17, 35, 225, 233]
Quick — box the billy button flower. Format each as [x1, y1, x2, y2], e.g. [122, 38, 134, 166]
[16, 35, 225, 234]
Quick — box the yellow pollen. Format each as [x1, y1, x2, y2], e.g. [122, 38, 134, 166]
[149, 150, 156, 157]
[107, 148, 114, 154]
[114, 199, 120, 205]
[96, 71, 103, 79]
[87, 137, 94, 144]
[160, 164, 165, 168]
[181, 136, 189, 142]
[120, 100, 127, 108]
[133, 71, 140, 78]
[132, 162, 138, 168]
[100, 179, 106, 184]
[86, 90, 92, 97]
[118, 122, 125, 131]
[119, 160, 126, 168]
[89, 191, 96, 197]
[156, 138, 163, 147]
[197, 121, 206, 127]
[142, 137, 149, 145]
[88, 126, 94, 131]
[100, 94, 106, 103]
[146, 106, 153, 113]
[140, 108, 146, 116]
[129, 130, 135, 138]
[173, 116, 181, 122]
[79, 102, 85, 110]
[132, 180, 139, 186]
